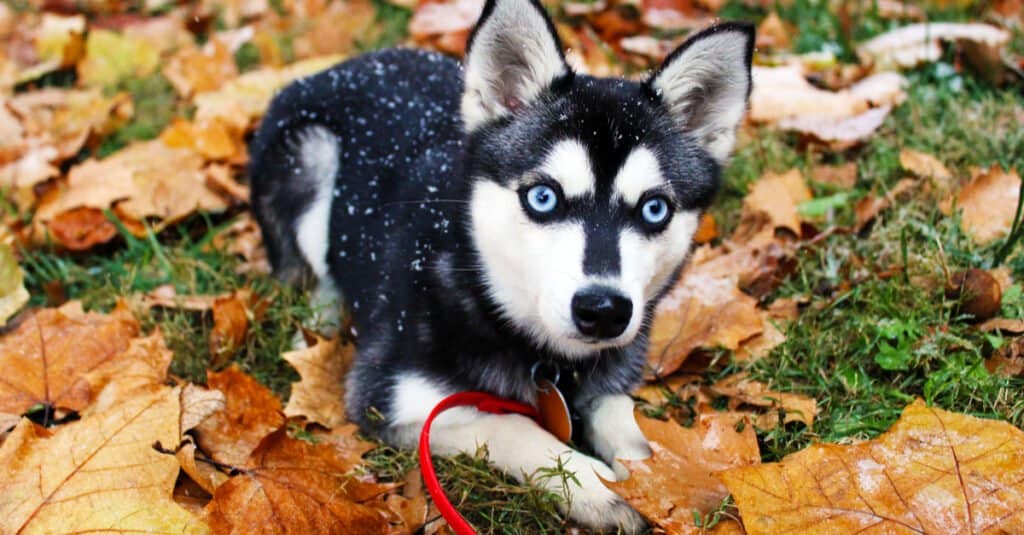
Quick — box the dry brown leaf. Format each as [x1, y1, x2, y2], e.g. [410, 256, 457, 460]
[642, 0, 713, 31]
[15, 13, 85, 83]
[779, 105, 893, 145]
[0, 241, 28, 326]
[721, 400, 1024, 533]
[311, 422, 378, 471]
[605, 412, 760, 533]
[0, 386, 209, 534]
[711, 373, 817, 428]
[737, 169, 811, 239]
[900, 148, 953, 189]
[987, 336, 1024, 376]
[693, 212, 718, 244]
[946, 166, 1022, 245]
[209, 290, 254, 367]
[858, 22, 1011, 69]
[141, 284, 227, 311]
[163, 41, 239, 98]
[854, 177, 917, 230]
[193, 55, 343, 127]
[646, 253, 763, 377]
[811, 162, 858, 189]
[194, 365, 285, 466]
[750, 65, 905, 123]
[178, 438, 231, 495]
[756, 11, 792, 50]
[161, 117, 247, 162]
[292, 0, 377, 59]
[0, 301, 139, 415]
[733, 318, 786, 363]
[978, 317, 1024, 333]
[382, 468, 429, 534]
[283, 334, 354, 428]
[210, 212, 270, 275]
[34, 139, 231, 248]
[205, 427, 393, 534]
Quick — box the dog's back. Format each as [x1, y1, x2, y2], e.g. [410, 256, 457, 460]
[249, 48, 464, 313]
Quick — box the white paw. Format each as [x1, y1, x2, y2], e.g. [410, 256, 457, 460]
[553, 453, 647, 533]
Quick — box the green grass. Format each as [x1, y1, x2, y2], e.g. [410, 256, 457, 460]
[96, 72, 188, 158]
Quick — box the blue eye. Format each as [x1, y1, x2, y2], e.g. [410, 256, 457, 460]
[524, 184, 559, 216]
[640, 196, 671, 228]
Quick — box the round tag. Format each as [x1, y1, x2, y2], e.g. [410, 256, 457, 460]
[535, 379, 572, 443]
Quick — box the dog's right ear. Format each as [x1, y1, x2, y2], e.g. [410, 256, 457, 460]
[461, 0, 570, 131]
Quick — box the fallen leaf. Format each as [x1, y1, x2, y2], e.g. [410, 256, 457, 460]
[16, 13, 85, 83]
[647, 253, 763, 377]
[779, 105, 894, 145]
[750, 65, 906, 123]
[205, 427, 392, 534]
[642, 0, 713, 31]
[733, 318, 786, 363]
[162, 41, 239, 98]
[178, 438, 231, 494]
[193, 54, 344, 127]
[161, 117, 247, 162]
[977, 317, 1024, 333]
[693, 213, 718, 244]
[409, 0, 484, 56]
[858, 22, 1011, 69]
[755, 11, 792, 50]
[0, 386, 209, 534]
[721, 400, 1024, 533]
[0, 242, 28, 326]
[711, 373, 817, 429]
[77, 28, 160, 88]
[605, 412, 760, 533]
[811, 162, 858, 189]
[210, 212, 270, 275]
[283, 334, 354, 428]
[34, 138, 232, 248]
[141, 284, 227, 311]
[0, 301, 139, 415]
[853, 177, 916, 230]
[736, 169, 811, 239]
[194, 365, 285, 466]
[292, 0, 376, 59]
[900, 148, 953, 190]
[945, 166, 1022, 244]
[209, 289, 265, 367]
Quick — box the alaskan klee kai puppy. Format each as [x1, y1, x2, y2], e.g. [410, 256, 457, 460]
[250, 0, 753, 530]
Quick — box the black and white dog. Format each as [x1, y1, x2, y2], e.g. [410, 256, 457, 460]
[250, 0, 752, 530]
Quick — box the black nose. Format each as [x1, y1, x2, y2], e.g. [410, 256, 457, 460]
[571, 287, 633, 340]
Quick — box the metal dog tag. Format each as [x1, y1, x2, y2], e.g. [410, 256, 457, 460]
[535, 379, 572, 443]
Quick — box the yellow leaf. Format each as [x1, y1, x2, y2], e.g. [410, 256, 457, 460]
[77, 29, 160, 88]
[950, 167, 1022, 245]
[605, 412, 760, 534]
[283, 334, 354, 428]
[0, 386, 209, 534]
[721, 400, 1024, 534]
[0, 242, 28, 326]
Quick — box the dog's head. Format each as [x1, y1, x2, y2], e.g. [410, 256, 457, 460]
[462, 0, 753, 359]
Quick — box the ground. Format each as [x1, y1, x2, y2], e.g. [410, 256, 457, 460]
[10, 0, 1024, 532]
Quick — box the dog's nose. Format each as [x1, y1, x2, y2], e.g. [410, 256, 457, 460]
[571, 287, 632, 340]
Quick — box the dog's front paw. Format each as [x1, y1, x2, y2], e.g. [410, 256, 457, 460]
[555, 453, 647, 533]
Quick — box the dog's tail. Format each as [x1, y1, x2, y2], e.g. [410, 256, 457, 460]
[249, 88, 339, 288]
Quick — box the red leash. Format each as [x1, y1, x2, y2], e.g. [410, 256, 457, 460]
[418, 392, 540, 535]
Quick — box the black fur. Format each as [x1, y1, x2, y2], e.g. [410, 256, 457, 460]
[250, 3, 750, 445]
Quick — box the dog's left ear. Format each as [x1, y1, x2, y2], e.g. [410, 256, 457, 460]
[647, 23, 755, 164]
[461, 0, 570, 131]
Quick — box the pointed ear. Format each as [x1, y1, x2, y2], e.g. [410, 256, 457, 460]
[461, 0, 571, 131]
[647, 23, 755, 164]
